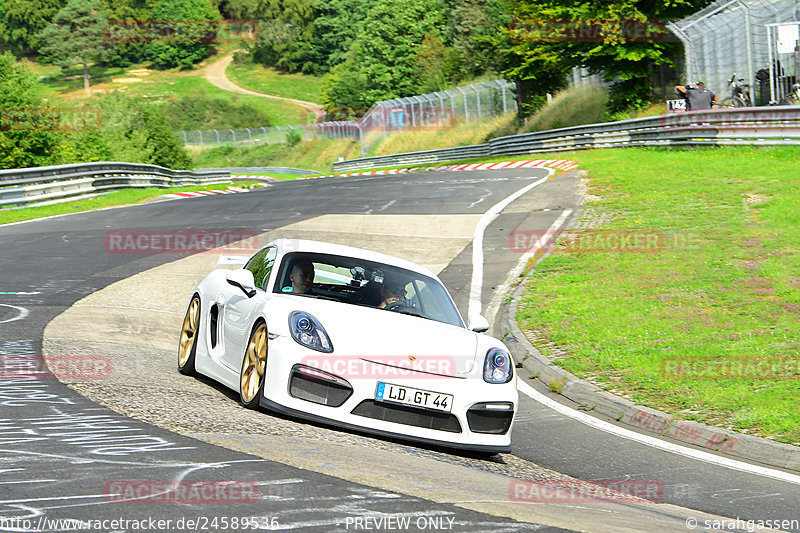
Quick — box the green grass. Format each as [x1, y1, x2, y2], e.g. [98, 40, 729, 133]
[522, 85, 609, 133]
[515, 146, 800, 445]
[0, 181, 261, 225]
[226, 61, 323, 105]
[191, 138, 362, 173]
[29, 54, 301, 127]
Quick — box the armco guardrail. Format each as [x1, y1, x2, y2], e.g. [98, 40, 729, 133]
[194, 166, 320, 175]
[0, 162, 231, 209]
[331, 145, 491, 172]
[333, 107, 800, 172]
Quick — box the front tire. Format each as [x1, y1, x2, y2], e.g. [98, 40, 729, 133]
[178, 295, 200, 375]
[240, 321, 267, 409]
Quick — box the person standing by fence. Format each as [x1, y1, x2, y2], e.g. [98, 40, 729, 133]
[674, 81, 718, 110]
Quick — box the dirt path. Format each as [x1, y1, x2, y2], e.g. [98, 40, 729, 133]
[204, 53, 325, 122]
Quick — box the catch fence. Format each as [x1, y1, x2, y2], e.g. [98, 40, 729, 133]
[668, 0, 799, 105]
[178, 80, 517, 156]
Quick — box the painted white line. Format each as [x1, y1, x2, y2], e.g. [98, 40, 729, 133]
[0, 291, 41, 295]
[482, 209, 572, 332]
[0, 304, 29, 324]
[467, 169, 555, 322]
[516, 379, 800, 486]
[511, 209, 573, 278]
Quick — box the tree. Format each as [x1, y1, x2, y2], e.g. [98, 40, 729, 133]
[0, 0, 66, 54]
[146, 0, 221, 69]
[415, 34, 453, 93]
[445, 0, 508, 78]
[319, 47, 371, 116]
[0, 52, 59, 169]
[37, 0, 107, 92]
[499, 0, 714, 113]
[250, 0, 317, 73]
[309, 0, 374, 73]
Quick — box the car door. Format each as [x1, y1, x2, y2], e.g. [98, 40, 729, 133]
[220, 246, 277, 373]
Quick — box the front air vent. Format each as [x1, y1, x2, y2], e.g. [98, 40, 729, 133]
[351, 400, 462, 433]
[466, 402, 514, 434]
[209, 304, 219, 348]
[289, 364, 352, 407]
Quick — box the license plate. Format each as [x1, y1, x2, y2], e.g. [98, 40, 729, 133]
[375, 382, 453, 413]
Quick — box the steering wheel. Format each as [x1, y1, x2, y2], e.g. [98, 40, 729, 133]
[384, 301, 406, 311]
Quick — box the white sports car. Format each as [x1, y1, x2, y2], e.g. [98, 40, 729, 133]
[178, 239, 518, 453]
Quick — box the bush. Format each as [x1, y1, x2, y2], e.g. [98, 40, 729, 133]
[56, 92, 192, 168]
[162, 91, 273, 130]
[607, 78, 651, 115]
[0, 52, 60, 169]
[285, 128, 303, 146]
[146, 0, 220, 69]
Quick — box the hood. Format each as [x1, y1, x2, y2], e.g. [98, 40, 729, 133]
[271, 296, 478, 377]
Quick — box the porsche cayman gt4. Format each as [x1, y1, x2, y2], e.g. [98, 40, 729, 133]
[178, 239, 518, 453]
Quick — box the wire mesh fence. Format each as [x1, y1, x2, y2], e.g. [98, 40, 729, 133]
[177, 80, 517, 155]
[668, 0, 799, 106]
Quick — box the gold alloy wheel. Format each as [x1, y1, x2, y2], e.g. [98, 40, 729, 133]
[240, 323, 267, 405]
[178, 296, 200, 369]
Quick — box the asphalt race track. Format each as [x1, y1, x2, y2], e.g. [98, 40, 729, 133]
[1, 167, 799, 533]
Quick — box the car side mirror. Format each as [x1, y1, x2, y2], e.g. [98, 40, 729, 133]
[468, 314, 490, 333]
[226, 269, 257, 298]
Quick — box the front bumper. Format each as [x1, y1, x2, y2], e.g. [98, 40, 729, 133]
[260, 338, 517, 453]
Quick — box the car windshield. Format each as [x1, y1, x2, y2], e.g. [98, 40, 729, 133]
[272, 252, 464, 328]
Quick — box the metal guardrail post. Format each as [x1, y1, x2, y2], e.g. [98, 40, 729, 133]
[231, 130, 236, 147]
[215, 130, 221, 147]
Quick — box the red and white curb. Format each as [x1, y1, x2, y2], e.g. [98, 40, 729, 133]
[160, 161, 579, 198]
[160, 182, 270, 200]
[313, 159, 579, 179]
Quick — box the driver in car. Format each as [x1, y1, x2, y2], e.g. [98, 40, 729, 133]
[290, 259, 315, 294]
[379, 280, 406, 308]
